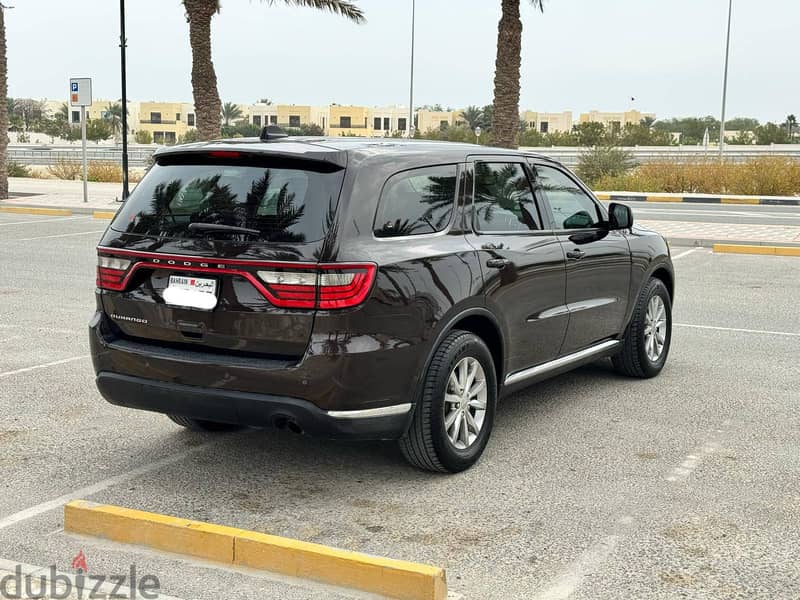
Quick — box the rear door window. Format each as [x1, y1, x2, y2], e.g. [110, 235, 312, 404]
[373, 165, 458, 237]
[112, 158, 345, 243]
[473, 162, 543, 232]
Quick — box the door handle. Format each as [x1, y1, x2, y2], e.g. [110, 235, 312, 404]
[486, 258, 512, 269]
[566, 249, 586, 260]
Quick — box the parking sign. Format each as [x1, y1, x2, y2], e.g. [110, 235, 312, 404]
[69, 78, 92, 107]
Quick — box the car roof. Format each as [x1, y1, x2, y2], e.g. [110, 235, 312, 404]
[153, 136, 560, 168]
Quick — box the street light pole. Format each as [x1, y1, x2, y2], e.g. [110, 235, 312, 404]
[119, 0, 130, 200]
[407, 0, 415, 139]
[718, 0, 733, 160]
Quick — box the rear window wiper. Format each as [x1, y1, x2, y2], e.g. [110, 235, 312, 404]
[187, 223, 261, 236]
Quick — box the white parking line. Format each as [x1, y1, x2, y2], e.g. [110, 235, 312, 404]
[666, 441, 719, 482]
[532, 535, 623, 600]
[0, 443, 215, 531]
[670, 247, 700, 260]
[674, 323, 800, 338]
[0, 216, 91, 226]
[7, 230, 106, 242]
[0, 355, 89, 379]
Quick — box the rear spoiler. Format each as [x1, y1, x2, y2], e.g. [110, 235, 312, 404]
[153, 140, 348, 169]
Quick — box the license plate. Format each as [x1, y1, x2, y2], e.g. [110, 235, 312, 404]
[163, 275, 218, 310]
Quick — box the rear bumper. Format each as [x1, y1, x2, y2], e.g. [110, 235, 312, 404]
[89, 309, 416, 440]
[96, 371, 412, 440]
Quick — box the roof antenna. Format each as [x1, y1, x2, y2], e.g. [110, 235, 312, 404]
[260, 125, 288, 141]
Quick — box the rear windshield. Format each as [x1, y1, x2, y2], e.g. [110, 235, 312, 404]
[111, 159, 345, 243]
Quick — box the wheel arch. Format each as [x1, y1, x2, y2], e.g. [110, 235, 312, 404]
[422, 307, 506, 391]
[650, 265, 674, 301]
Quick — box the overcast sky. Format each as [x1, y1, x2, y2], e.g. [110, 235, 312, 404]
[6, 0, 798, 122]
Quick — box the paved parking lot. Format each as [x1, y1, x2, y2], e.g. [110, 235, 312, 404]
[0, 212, 798, 599]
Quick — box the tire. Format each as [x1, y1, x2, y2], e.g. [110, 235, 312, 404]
[612, 277, 672, 378]
[399, 330, 497, 473]
[167, 414, 243, 432]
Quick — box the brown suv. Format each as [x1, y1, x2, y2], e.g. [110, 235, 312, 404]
[90, 132, 674, 472]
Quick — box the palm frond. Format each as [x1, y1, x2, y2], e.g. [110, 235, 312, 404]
[529, 0, 545, 12]
[267, 0, 365, 23]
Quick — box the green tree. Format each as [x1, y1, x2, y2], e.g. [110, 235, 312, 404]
[653, 116, 719, 145]
[519, 128, 547, 146]
[220, 101, 243, 126]
[729, 130, 754, 145]
[481, 104, 494, 132]
[754, 122, 790, 145]
[618, 123, 672, 146]
[490, 0, 544, 149]
[785, 114, 797, 140]
[460, 105, 484, 130]
[576, 146, 636, 186]
[86, 118, 113, 142]
[725, 117, 759, 131]
[182, 0, 364, 140]
[572, 121, 606, 146]
[0, 6, 8, 198]
[134, 129, 153, 144]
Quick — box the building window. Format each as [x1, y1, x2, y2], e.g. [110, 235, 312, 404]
[176, 113, 181, 121]
[270, 115, 278, 125]
[373, 117, 382, 130]
[383, 117, 390, 130]
[289, 115, 301, 127]
[253, 115, 262, 127]
[71, 111, 80, 123]
[153, 131, 164, 144]
[398, 118, 407, 131]
[187, 113, 195, 126]
[150, 112, 162, 124]
[165, 132, 177, 145]
[540, 121, 549, 133]
[440, 120, 449, 128]
[339, 116, 351, 128]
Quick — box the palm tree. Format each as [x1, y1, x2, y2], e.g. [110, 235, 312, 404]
[182, 0, 365, 140]
[57, 102, 69, 122]
[460, 105, 484, 131]
[0, 4, 8, 199]
[220, 102, 243, 127]
[787, 114, 797, 139]
[491, 0, 544, 149]
[104, 102, 126, 141]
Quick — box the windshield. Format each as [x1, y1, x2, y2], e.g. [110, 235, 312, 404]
[112, 160, 345, 243]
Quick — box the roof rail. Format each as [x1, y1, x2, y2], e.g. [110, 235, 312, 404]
[260, 125, 289, 141]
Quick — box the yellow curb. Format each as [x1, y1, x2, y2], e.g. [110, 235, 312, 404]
[720, 197, 760, 205]
[713, 244, 800, 257]
[646, 195, 683, 203]
[594, 193, 610, 200]
[93, 211, 117, 219]
[64, 500, 447, 600]
[0, 206, 73, 216]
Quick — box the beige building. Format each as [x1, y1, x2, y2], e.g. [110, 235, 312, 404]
[521, 110, 573, 134]
[136, 102, 195, 144]
[579, 109, 656, 131]
[416, 109, 461, 133]
[369, 106, 411, 136]
[328, 105, 372, 136]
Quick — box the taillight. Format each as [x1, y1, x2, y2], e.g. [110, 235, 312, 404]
[258, 264, 376, 309]
[317, 266, 376, 309]
[96, 255, 131, 290]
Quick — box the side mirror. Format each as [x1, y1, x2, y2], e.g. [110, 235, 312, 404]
[608, 202, 633, 230]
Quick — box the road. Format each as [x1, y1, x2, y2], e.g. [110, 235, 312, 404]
[0, 214, 798, 599]
[626, 201, 800, 227]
